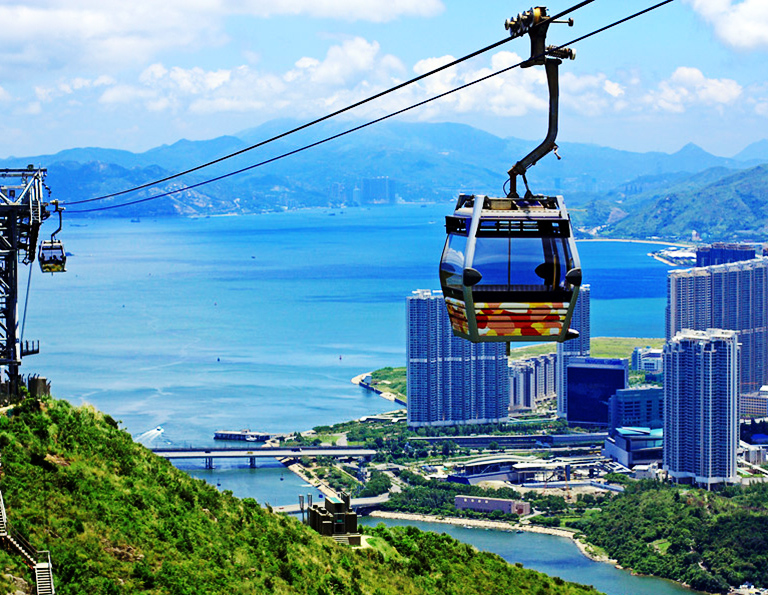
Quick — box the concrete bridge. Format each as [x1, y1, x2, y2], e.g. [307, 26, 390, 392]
[151, 446, 377, 469]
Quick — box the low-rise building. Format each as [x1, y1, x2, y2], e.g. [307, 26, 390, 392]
[631, 347, 663, 373]
[740, 386, 768, 418]
[455, 495, 530, 516]
[603, 427, 663, 468]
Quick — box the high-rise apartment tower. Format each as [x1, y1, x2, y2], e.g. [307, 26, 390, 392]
[663, 329, 739, 487]
[667, 258, 768, 395]
[556, 284, 591, 417]
[406, 289, 510, 427]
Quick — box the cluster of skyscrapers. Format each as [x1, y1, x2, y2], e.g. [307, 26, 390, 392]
[405, 244, 765, 488]
[662, 254, 768, 486]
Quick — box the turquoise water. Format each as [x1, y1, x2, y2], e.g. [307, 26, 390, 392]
[360, 518, 701, 595]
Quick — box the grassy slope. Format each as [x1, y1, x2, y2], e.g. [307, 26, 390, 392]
[0, 397, 602, 595]
[380, 337, 665, 376]
[370, 368, 407, 401]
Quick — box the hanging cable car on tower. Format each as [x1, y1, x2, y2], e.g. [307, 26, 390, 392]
[38, 200, 67, 273]
[440, 6, 582, 343]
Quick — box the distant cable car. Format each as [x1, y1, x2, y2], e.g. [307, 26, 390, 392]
[38, 240, 66, 273]
[440, 7, 581, 343]
[38, 199, 66, 273]
[440, 193, 580, 342]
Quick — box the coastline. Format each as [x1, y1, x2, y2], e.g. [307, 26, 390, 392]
[281, 460, 338, 499]
[578, 238, 690, 248]
[351, 372, 407, 406]
[367, 510, 616, 565]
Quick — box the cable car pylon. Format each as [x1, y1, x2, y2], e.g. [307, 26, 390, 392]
[439, 6, 582, 344]
[0, 167, 64, 400]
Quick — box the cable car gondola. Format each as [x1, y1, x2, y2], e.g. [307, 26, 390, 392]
[38, 199, 66, 273]
[439, 7, 581, 343]
[38, 240, 66, 273]
[440, 193, 580, 342]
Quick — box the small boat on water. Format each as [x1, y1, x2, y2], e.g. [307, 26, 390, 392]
[214, 429, 270, 442]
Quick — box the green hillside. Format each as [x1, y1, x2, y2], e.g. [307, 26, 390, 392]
[0, 396, 602, 595]
[603, 164, 768, 241]
[574, 481, 768, 593]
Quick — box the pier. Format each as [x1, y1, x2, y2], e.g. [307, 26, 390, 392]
[151, 446, 377, 469]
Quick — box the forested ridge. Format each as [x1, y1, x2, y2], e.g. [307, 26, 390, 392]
[572, 480, 768, 593]
[0, 396, 602, 595]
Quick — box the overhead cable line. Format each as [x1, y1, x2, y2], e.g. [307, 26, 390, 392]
[69, 0, 674, 214]
[66, 0, 596, 207]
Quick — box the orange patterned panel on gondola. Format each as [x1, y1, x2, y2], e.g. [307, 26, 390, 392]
[445, 297, 568, 337]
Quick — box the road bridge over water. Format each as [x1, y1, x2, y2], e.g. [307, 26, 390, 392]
[151, 446, 377, 469]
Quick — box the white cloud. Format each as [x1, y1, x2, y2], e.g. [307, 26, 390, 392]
[235, 0, 444, 22]
[644, 67, 742, 112]
[310, 38, 380, 86]
[603, 80, 624, 98]
[168, 67, 231, 94]
[0, 3, 221, 72]
[140, 64, 169, 85]
[684, 0, 768, 49]
[85, 43, 636, 126]
[0, 0, 443, 75]
[0, 87, 11, 102]
[99, 85, 156, 105]
[33, 75, 118, 104]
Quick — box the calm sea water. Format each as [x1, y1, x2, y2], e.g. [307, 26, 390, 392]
[360, 518, 701, 595]
[20, 204, 689, 593]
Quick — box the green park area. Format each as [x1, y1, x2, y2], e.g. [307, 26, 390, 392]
[368, 337, 667, 399]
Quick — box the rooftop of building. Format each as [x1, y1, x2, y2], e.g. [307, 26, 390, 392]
[409, 288, 443, 299]
[669, 328, 739, 342]
[568, 356, 627, 367]
[615, 385, 663, 394]
[616, 427, 663, 437]
[670, 255, 767, 275]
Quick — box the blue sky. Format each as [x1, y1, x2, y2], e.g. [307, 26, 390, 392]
[0, 0, 766, 158]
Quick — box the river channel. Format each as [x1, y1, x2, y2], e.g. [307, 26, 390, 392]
[359, 517, 703, 595]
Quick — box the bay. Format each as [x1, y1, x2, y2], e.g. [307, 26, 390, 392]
[19, 205, 691, 594]
[22, 204, 674, 505]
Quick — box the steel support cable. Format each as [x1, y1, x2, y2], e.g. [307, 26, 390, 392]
[69, 0, 674, 214]
[65, 0, 596, 206]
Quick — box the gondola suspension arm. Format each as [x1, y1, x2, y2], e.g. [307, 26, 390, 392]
[505, 8, 575, 199]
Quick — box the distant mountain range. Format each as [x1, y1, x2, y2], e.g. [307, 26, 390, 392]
[2, 119, 766, 240]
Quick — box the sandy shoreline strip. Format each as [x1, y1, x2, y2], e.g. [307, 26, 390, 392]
[367, 510, 616, 565]
[281, 461, 338, 499]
